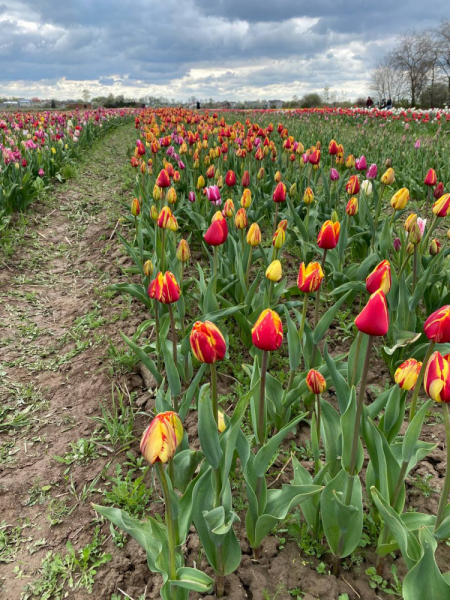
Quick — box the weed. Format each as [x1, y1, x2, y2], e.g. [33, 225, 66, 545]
[409, 473, 437, 498]
[53, 437, 102, 470]
[92, 386, 135, 449]
[365, 565, 402, 596]
[102, 464, 152, 518]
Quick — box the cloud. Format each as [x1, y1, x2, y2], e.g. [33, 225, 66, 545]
[0, 0, 448, 101]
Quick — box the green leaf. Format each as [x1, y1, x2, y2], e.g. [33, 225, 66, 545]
[403, 527, 450, 600]
[402, 399, 432, 464]
[109, 282, 152, 309]
[198, 384, 223, 469]
[120, 332, 162, 385]
[163, 343, 181, 397]
[253, 414, 306, 477]
[171, 567, 214, 593]
[340, 388, 364, 474]
[313, 291, 351, 345]
[320, 469, 363, 558]
[284, 305, 302, 370]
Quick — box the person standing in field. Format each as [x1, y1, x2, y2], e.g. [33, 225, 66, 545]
[366, 96, 374, 108]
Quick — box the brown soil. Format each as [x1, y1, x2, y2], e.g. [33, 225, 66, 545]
[1, 123, 449, 600]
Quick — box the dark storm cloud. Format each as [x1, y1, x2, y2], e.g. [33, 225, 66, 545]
[0, 0, 448, 100]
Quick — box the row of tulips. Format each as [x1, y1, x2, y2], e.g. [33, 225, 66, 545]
[0, 107, 137, 217]
[94, 107, 450, 599]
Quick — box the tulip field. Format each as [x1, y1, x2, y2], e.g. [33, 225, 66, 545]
[1, 106, 450, 600]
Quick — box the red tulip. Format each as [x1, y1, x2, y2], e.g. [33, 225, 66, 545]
[297, 262, 324, 293]
[204, 215, 228, 246]
[366, 260, 391, 295]
[354, 290, 389, 337]
[424, 168, 437, 187]
[156, 168, 171, 188]
[242, 170, 250, 188]
[306, 369, 326, 394]
[154, 271, 181, 304]
[252, 309, 283, 351]
[190, 321, 227, 364]
[317, 220, 340, 249]
[424, 352, 450, 403]
[273, 182, 287, 203]
[225, 170, 236, 186]
[424, 306, 450, 343]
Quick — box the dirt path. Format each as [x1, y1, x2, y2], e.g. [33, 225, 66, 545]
[0, 122, 156, 600]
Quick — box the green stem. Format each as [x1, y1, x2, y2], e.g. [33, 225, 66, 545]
[245, 246, 253, 289]
[315, 394, 321, 447]
[168, 304, 179, 412]
[213, 245, 218, 294]
[311, 251, 327, 365]
[155, 462, 177, 585]
[299, 293, 309, 346]
[435, 404, 450, 530]
[257, 350, 269, 450]
[154, 299, 161, 369]
[350, 331, 363, 388]
[412, 244, 418, 292]
[422, 216, 437, 254]
[161, 228, 166, 272]
[409, 340, 436, 421]
[272, 202, 279, 235]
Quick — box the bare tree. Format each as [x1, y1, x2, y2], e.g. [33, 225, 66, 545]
[81, 89, 91, 103]
[390, 31, 434, 106]
[436, 19, 450, 97]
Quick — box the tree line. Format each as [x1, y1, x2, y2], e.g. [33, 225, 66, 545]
[370, 19, 450, 108]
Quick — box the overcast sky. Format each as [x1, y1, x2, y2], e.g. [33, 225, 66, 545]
[0, 0, 448, 101]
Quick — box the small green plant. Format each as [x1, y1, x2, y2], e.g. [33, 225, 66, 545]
[102, 464, 152, 517]
[365, 565, 402, 596]
[53, 438, 101, 469]
[409, 473, 437, 498]
[91, 386, 135, 448]
[286, 516, 328, 558]
[107, 341, 139, 375]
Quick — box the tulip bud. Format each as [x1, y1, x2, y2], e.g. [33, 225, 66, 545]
[197, 175, 205, 190]
[345, 154, 355, 168]
[252, 309, 283, 351]
[131, 198, 141, 217]
[318, 220, 340, 249]
[424, 352, 450, 402]
[247, 222, 262, 246]
[176, 239, 190, 262]
[150, 205, 158, 221]
[433, 194, 450, 217]
[273, 182, 287, 203]
[409, 223, 422, 245]
[429, 238, 441, 256]
[204, 214, 228, 246]
[330, 168, 339, 181]
[143, 260, 153, 277]
[166, 187, 177, 204]
[405, 213, 417, 232]
[217, 410, 226, 433]
[346, 196, 358, 216]
[424, 168, 437, 187]
[206, 165, 215, 179]
[242, 170, 250, 188]
[366, 164, 378, 179]
[361, 180, 372, 195]
[278, 219, 288, 231]
[406, 242, 414, 255]
[225, 170, 236, 186]
[297, 262, 324, 293]
[157, 206, 172, 229]
[153, 185, 162, 201]
[424, 306, 450, 343]
[289, 182, 297, 198]
[156, 169, 171, 188]
[434, 182, 444, 199]
[366, 260, 391, 295]
[153, 271, 181, 304]
[190, 321, 227, 364]
[306, 369, 326, 394]
[223, 198, 235, 218]
[354, 290, 389, 337]
[346, 174, 360, 195]
[381, 168, 395, 185]
[140, 411, 183, 464]
[391, 188, 409, 210]
[303, 187, 314, 205]
[266, 260, 282, 282]
[328, 139, 338, 155]
[240, 189, 252, 209]
[331, 211, 339, 223]
[257, 167, 265, 180]
[234, 208, 247, 230]
[385, 158, 392, 168]
[393, 237, 401, 251]
[394, 359, 422, 391]
[272, 227, 285, 249]
[274, 170, 282, 183]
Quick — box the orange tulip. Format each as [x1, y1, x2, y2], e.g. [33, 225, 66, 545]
[306, 369, 326, 394]
[297, 262, 324, 293]
[317, 220, 340, 249]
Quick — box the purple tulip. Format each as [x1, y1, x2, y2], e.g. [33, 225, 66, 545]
[330, 168, 340, 181]
[178, 160, 185, 170]
[366, 163, 378, 179]
[205, 185, 221, 205]
[355, 155, 367, 171]
[393, 237, 401, 252]
[188, 191, 195, 202]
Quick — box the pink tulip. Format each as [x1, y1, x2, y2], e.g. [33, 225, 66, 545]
[366, 164, 378, 179]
